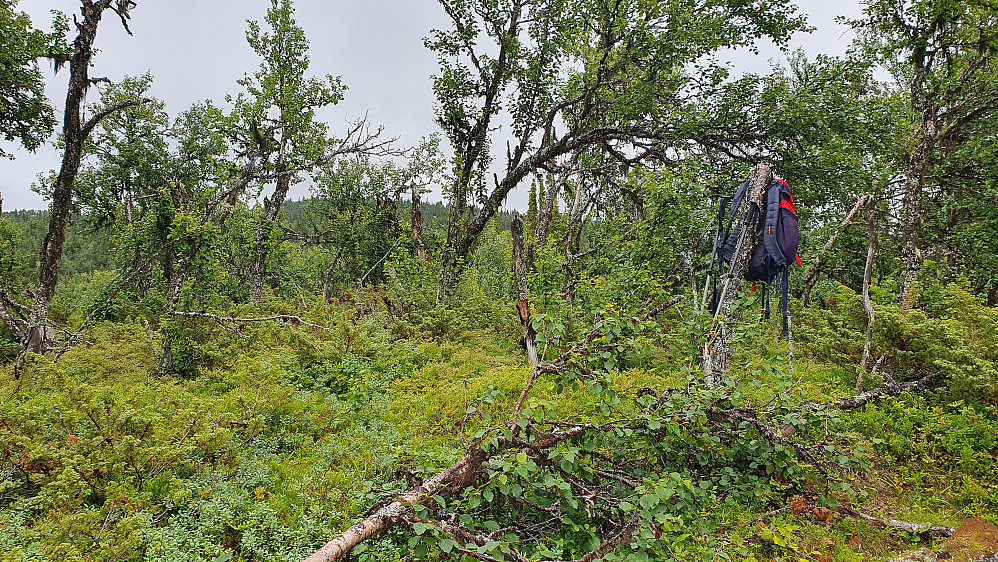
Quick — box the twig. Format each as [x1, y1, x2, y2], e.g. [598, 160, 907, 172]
[168, 311, 328, 331]
[358, 239, 402, 287]
[642, 295, 682, 320]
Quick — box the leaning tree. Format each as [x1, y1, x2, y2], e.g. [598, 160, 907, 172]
[21, 0, 148, 365]
[428, 0, 808, 301]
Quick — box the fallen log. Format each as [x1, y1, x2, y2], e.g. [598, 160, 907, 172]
[169, 311, 327, 331]
[835, 372, 945, 410]
[304, 427, 588, 562]
[836, 506, 954, 538]
[305, 451, 481, 562]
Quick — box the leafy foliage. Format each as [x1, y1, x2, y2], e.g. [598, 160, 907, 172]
[0, 3, 70, 158]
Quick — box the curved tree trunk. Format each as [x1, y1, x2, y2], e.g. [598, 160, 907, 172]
[800, 194, 870, 305]
[22, 1, 144, 370]
[250, 159, 290, 303]
[856, 207, 878, 392]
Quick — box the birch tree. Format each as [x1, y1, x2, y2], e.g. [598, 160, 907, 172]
[22, 0, 147, 365]
[428, 0, 807, 301]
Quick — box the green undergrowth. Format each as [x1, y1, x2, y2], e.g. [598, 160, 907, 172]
[0, 287, 995, 561]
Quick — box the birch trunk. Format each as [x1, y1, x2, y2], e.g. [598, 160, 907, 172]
[411, 183, 428, 261]
[512, 218, 538, 365]
[703, 163, 770, 382]
[24, 1, 144, 360]
[250, 157, 290, 304]
[856, 207, 878, 392]
[800, 194, 870, 305]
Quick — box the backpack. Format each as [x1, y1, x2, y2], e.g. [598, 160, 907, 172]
[712, 177, 800, 336]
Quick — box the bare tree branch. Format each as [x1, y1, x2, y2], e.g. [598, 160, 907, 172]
[168, 311, 328, 331]
[80, 97, 151, 138]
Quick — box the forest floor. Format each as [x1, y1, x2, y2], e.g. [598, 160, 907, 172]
[0, 292, 996, 562]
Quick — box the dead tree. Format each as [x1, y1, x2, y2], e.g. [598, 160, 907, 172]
[800, 194, 871, 305]
[411, 183, 429, 261]
[702, 163, 770, 382]
[536, 155, 577, 247]
[511, 218, 538, 366]
[0, 290, 27, 343]
[856, 206, 879, 391]
[22, 0, 147, 365]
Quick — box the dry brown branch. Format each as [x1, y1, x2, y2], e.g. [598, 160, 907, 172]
[710, 407, 834, 473]
[543, 511, 640, 562]
[642, 295, 682, 320]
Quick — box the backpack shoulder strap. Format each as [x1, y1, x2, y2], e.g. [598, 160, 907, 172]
[762, 179, 787, 266]
[723, 179, 751, 237]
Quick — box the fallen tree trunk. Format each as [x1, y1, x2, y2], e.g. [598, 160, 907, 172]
[305, 323, 938, 562]
[168, 311, 327, 331]
[305, 451, 482, 562]
[305, 428, 587, 562]
[797, 372, 945, 412]
[836, 507, 954, 538]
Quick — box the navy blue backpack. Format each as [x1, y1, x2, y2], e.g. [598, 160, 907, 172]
[712, 177, 800, 336]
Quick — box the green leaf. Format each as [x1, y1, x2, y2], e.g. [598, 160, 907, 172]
[438, 538, 458, 553]
[639, 494, 659, 510]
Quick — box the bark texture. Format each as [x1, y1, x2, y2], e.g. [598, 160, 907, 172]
[703, 163, 770, 381]
[512, 218, 538, 365]
[857, 208, 878, 391]
[250, 157, 289, 303]
[830, 372, 944, 410]
[305, 429, 586, 562]
[899, 53, 937, 311]
[304, 452, 482, 562]
[411, 183, 428, 261]
[536, 162, 572, 247]
[24, 0, 144, 360]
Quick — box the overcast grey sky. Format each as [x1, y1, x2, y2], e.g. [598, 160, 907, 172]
[1, 0, 865, 211]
